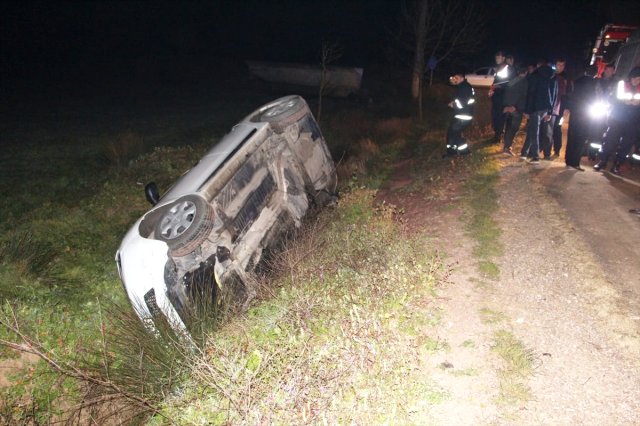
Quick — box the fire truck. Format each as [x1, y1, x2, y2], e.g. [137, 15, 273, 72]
[586, 26, 640, 164]
[589, 23, 638, 77]
[613, 29, 640, 79]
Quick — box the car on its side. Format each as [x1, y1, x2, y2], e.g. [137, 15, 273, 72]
[115, 95, 337, 332]
[465, 67, 496, 88]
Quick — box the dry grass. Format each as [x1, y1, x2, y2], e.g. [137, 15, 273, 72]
[335, 137, 383, 183]
[375, 117, 413, 138]
[492, 329, 534, 405]
[157, 188, 448, 425]
[357, 137, 382, 157]
[105, 131, 145, 167]
[324, 110, 371, 146]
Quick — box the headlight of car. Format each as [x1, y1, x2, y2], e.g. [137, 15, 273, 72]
[588, 101, 610, 120]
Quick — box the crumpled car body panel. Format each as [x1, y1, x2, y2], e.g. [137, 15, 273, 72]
[116, 96, 336, 332]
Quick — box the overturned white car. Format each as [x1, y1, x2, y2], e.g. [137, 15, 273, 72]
[115, 95, 337, 331]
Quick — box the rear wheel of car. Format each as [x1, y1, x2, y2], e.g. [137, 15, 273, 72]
[258, 96, 308, 133]
[155, 195, 214, 257]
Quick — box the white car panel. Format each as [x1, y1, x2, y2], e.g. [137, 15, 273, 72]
[116, 95, 337, 333]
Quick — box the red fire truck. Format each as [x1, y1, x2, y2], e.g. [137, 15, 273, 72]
[589, 23, 638, 77]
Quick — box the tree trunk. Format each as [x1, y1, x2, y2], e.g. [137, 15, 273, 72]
[317, 67, 326, 122]
[418, 81, 423, 121]
[411, 0, 428, 119]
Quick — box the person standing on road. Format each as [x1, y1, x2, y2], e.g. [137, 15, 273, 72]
[593, 66, 640, 174]
[521, 60, 558, 164]
[599, 64, 617, 97]
[505, 54, 515, 68]
[565, 66, 599, 170]
[502, 66, 529, 156]
[489, 51, 512, 144]
[445, 71, 475, 157]
[552, 58, 571, 157]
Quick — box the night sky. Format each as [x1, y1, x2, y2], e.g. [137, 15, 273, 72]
[1, 0, 639, 94]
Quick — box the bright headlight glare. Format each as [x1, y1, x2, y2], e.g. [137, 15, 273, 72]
[590, 142, 602, 149]
[588, 101, 610, 119]
[458, 143, 468, 151]
[632, 153, 640, 161]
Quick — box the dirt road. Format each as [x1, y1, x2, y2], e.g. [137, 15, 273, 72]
[379, 145, 640, 424]
[537, 161, 640, 315]
[492, 156, 640, 424]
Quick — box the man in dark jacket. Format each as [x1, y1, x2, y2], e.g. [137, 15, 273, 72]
[521, 61, 558, 163]
[594, 66, 640, 174]
[565, 66, 599, 170]
[502, 66, 528, 155]
[445, 71, 475, 156]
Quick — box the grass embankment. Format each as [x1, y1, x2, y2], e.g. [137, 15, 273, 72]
[466, 145, 535, 411]
[0, 141, 208, 422]
[151, 110, 455, 423]
[155, 190, 446, 424]
[1, 85, 521, 424]
[0, 92, 443, 423]
[462, 145, 503, 279]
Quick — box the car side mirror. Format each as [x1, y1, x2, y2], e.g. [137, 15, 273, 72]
[144, 182, 160, 206]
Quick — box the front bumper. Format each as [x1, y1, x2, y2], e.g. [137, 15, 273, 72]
[116, 219, 187, 332]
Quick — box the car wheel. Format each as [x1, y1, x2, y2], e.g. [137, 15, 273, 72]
[258, 96, 308, 133]
[155, 195, 214, 257]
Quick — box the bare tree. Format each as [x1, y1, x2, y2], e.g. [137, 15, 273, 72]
[395, 0, 485, 120]
[317, 40, 343, 122]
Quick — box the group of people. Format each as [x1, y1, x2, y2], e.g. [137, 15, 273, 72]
[446, 51, 640, 175]
[493, 52, 569, 165]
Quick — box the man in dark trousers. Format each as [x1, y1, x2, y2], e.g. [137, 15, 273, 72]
[445, 71, 475, 156]
[502, 66, 529, 155]
[565, 66, 599, 170]
[521, 61, 558, 163]
[594, 66, 640, 174]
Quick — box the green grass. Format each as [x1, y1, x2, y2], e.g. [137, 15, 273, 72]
[154, 186, 449, 425]
[491, 329, 534, 406]
[461, 339, 476, 348]
[0, 142, 207, 423]
[449, 368, 479, 377]
[479, 307, 508, 324]
[0, 90, 457, 423]
[462, 145, 504, 278]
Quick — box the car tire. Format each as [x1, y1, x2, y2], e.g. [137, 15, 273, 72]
[155, 195, 214, 257]
[258, 96, 308, 133]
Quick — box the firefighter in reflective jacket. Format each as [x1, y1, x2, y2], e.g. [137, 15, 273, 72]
[594, 66, 640, 174]
[446, 71, 475, 156]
